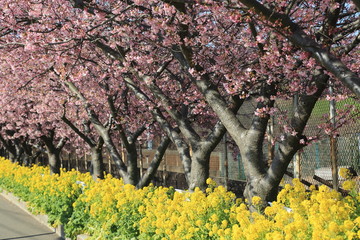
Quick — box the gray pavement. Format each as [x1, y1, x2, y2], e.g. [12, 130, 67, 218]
[0, 194, 62, 240]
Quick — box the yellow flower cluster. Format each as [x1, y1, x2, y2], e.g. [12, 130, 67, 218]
[274, 179, 360, 240]
[67, 174, 153, 239]
[0, 157, 93, 226]
[1, 157, 360, 240]
[340, 168, 353, 179]
[138, 185, 235, 240]
[69, 177, 360, 240]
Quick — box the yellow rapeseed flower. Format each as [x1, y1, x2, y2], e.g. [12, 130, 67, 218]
[339, 168, 351, 179]
[343, 180, 356, 191]
[252, 196, 262, 205]
[210, 213, 219, 222]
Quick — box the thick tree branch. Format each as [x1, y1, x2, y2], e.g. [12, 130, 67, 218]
[64, 80, 129, 177]
[124, 78, 188, 151]
[236, 0, 360, 98]
[61, 114, 94, 147]
[131, 125, 147, 144]
[136, 136, 171, 188]
[124, 77, 192, 181]
[94, 40, 126, 62]
[56, 137, 68, 150]
[40, 131, 56, 153]
[107, 95, 131, 149]
[146, 80, 201, 142]
[0, 134, 11, 151]
[266, 69, 329, 190]
[205, 95, 244, 148]
[170, 46, 248, 142]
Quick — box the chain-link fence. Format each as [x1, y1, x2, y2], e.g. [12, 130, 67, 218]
[289, 97, 360, 189]
[224, 96, 360, 192]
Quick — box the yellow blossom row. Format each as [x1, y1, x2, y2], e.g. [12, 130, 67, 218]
[67, 172, 360, 239]
[0, 157, 93, 226]
[0, 157, 360, 239]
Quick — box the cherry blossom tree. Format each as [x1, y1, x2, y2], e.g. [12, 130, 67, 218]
[0, 0, 241, 190]
[0, 67, 68, 174]
[0, 0, 359, 205]
[0, 20, 170, 184]
[156, 0, 360, 204]
[84, 0, 358, 202]
[63, 77, 171, 187]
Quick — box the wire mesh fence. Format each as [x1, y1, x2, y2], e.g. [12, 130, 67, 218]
[225, 96, 360, 191]
[292, 97, 360, 189]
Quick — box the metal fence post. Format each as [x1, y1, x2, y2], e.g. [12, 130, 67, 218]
[267, 115, 275, 166]
[224, 133, 228, 188]
[75, 154, 79, 171]
[293, 93, 301, 179]
[329, 82, 338, 190]
[108, 155, 111, 175]
[139, 145, 143, 178]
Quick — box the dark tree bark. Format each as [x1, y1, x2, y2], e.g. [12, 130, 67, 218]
[0, 134, 18, 162]
[40, 130, 67, 175]
[21, 140, 41, 166]
[89, 140, 105, 179]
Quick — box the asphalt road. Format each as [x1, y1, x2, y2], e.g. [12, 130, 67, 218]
[0, 194, 62, 240]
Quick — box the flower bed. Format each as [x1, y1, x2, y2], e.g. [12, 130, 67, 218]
[0, 157, 359, 240]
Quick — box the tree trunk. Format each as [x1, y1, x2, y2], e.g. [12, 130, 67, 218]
[22, 154, 30, 166]
[8, 151, 16, 162]
[240, 74, 328, 207]
[126, 146, 139, 186]
[40, 131, 67, 175]
[61, 113, 106, 179]
[178, 146, 192, 185]
[237, 131, 269, 206]
[188, 150, 211, 190]
[47, 151, 61, 175]
[90, 146, 105, 180]
[0, 137, 16, 162]
[14, 143, 24, 165]
[28, 151, 41, 166]
[92, 125, 131, 183]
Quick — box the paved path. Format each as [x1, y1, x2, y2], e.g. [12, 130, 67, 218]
[0, 194, 62, 240]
